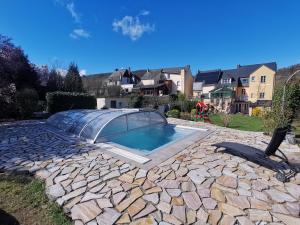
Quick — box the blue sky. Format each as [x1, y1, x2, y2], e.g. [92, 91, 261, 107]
[1, 0, 300, 75]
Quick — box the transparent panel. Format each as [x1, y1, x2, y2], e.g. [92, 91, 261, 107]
[127, 112, 150, 130]
[149, 112, 166, 124]
[98, 115, 127, 138]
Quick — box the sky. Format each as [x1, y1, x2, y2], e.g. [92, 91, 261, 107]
[1, 0, 300, 75]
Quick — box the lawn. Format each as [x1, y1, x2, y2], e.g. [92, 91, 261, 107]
[0, 173, 71, 225]
[209, 113, 264, 132]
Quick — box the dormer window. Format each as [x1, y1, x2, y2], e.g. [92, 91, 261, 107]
[241, 78, 249, 84]
[222, 78, 231, 84]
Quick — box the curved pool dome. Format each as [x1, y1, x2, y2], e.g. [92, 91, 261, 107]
[46, 109, 167, 143]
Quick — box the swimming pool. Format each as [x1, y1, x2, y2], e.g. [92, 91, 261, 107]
[106, 124, 197, 154]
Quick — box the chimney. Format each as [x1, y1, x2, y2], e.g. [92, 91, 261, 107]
[237, 64, 241, 68]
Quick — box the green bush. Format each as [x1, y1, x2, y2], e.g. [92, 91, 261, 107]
[166, 109, 180, 118]
[128, 95, 144, 108]
[46, 91, 96, 114]
[219, 112, 232, 127]
[251, 107, 262, 117]
[263, 82, 300, 133]
[180, 112, 191, 120]
[16, 88, 39, 118]
[191, 108, 197, 120]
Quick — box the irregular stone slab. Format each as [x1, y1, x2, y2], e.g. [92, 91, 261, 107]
[171, 197, 184, 206]
[285, 202, 300, 217]
[166, 188, 181, 197]
[72, 180, 87, 190]
[265, 189, 296, 203]
[61, 166, 76, 175]
[46, 183, 65, 200]
[252, 180, 269, 191]
[103, 170, 120, 181]
[187, 169, 207, 184]
[127, 198, 146, 217]
[182, 191, 202, 210]
[62, 186, 87, 202]
[208, 209, 222, 225]
[54, 174, 69, 184]
[118, 173, 134, 183]
[186, 209, 196, 224]
[216, 175, 237, 189]
[143, 193, 159, 204]
[272, 204, 290, 214]
[116, 213, 130, 224]
[129, 216, 157, 225]
[202, 197, 217, 210]
[181, 181, 196, 192]
[225, 193, 250, 209]
[134, 203, 156, 220]
[219, 215, 236, 225]
[113, 192, 127, 205]
[220, 203, 245, 217]
[236, 216, 254, 225]
[135, 169, 147, 179]
[197, 188, 210, 198]
[285, 183, 300, 199]
[163, 213, 183, 225]
[248, 209, 272, 222]
[71, 200, 102, 224]
[97, 198, 113, 208]
[157, 201, 172, 214]
[271, 212, 300, 225]
[90, 183, 106, 193]
[96, 208, 121, 225]
[196, 208, 208, 223]
[172, 205, 186, 223]
[157, 180, 179, 189]
[249, 198, 271, 210]
[160, 190, 171, 203]
[211, 187, 225, 202]
[116, 187, 143, 212]
[81, 192, 105, 202]
[145, 187, 162, 194]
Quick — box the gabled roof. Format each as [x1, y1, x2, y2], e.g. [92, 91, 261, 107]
[194, 70, 222, 84]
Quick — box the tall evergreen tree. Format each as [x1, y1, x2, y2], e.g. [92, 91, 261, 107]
[64, 62, 83, 92]
[46, 69, 64, 92]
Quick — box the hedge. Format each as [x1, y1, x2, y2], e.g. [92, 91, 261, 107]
[46, 91, 96, 114]
[166, 109, 180, 118]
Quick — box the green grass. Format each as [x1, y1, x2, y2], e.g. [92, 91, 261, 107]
[0, 173, 71, 225]
[209, 113, 264, 132]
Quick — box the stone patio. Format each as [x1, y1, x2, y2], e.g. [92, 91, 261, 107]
[0, 118, 299, 225]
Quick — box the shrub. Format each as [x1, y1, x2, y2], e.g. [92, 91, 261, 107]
[180, 112, 191, 120]
[46, 91, 96, 114]
[16, 88, 39, 118]
[263, 82, 300, 133]
[191, 108, 197, 120]
[252, 107, 262, 117]
[0, 84, 17, 119]
[219, 112, 232, 127]
[128, 95, 144, 108]
[166, 109, 180, 118]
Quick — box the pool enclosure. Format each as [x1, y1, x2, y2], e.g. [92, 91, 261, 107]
[46, 109, 167, 143]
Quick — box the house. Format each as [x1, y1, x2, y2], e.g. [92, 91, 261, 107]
[194, 62, 277, 114]
[193, 70, 222, 102]
[134, 66, 194, 97]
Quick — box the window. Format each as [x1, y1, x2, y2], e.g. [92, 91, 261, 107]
[176, 81, 180, 87]
[241, 78, 249, 84]
[259, 92, 265, 99]
[251, 76, 255, 82]
[222, 78, 231, 84]
[261, 76, 266, 83]
[241, 89, 246, 95]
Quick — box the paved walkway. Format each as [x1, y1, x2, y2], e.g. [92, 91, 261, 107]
[0, 119, 299, 225]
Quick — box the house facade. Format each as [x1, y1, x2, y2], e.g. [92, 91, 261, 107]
[83, 65, 193, 98]
[193, 62, 277, 114]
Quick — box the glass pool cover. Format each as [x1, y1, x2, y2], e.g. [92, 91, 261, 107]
[46, 109, 167, 143]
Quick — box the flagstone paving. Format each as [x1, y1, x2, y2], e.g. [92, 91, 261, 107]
[0, 119, 300, 225]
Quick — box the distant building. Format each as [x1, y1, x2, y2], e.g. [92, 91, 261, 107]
[193, 62, 277, 114]
[83, 65, 193, 98]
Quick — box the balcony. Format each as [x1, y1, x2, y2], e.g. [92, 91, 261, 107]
[236, 95, 248, 101]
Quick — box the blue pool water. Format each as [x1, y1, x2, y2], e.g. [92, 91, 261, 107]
[108, 124, 196, 153]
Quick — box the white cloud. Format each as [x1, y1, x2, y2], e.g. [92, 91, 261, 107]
[70, 29, 91, 39]
[56, 68, 68, 77]
[112, 13, 155, 41]
[66, 2, 80, 23]
[139, 10, 150, 16]
[79, 69, 87, 76]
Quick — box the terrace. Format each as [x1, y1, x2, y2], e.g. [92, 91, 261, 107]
[0, 118, 299, 225]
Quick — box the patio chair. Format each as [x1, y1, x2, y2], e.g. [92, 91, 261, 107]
[212, 126, 300, 182]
